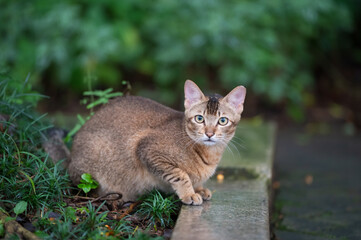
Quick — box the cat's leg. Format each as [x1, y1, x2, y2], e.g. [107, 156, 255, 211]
[194, 185, 212, 201]
[162, 167, 203, 205]
[148, 162, 202, 205]
[136, 138, 203, 205]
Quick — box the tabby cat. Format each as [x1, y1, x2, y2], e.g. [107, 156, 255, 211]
[68, 80, 246, 205]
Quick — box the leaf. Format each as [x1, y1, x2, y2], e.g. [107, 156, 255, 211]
[83, 186, 91, 193]
[105, 92, 123, 98]
[81, 173, 93, 183]
[0, 222, 4, 238]
[19, 171, 36, 194]
[64, 123, 82, 143]
[86, 98, 108, 109]
[83, 88, 113, 97]
[34, 230, 50, 238]
[77, 114, 86, 125]
[78, 183, 91, 193]
[65, 207, 77, 222]
[14, 201, 27, 215]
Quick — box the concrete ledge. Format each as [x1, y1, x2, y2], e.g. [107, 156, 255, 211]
[172, 120, 276, 240]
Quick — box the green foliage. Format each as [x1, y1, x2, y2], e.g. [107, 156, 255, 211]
[64, 114, 90, 143]
[13, 201, 28, 216]
[36, 202, 134, 240]
[64, 87, 123, 142]
[83, 88, 123, 110]
[0, 75, 177, 239]
[136, 190, 180, 230]
[128, 231, 164, 240]
[0, 78, 72, 211]
[77, 173, 99, 194]
[0, 0, 357, 120]
[0, 222, 4, 238]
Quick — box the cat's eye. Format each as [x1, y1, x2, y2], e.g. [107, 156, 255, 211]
[218, 117, 229, 126]
[195, 115, 204, 123]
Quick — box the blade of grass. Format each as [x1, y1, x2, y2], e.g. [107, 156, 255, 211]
[19, 170, 36, 194]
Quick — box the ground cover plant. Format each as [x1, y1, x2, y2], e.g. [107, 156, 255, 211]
[0, 76, 181, 239]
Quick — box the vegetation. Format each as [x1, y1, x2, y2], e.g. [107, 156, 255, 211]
[1, 0, 360, 121]
[0, 78, 180, 239]
[0, 78, 70, 212]
[136, 190, 180, 231]
[77, 173, 99, 194]
[64, 86, 124, 142]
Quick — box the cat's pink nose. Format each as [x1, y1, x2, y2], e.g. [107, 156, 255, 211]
[205, 132, 215, 138]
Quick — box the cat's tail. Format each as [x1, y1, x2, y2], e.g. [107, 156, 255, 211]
[42, 128, 71, 168]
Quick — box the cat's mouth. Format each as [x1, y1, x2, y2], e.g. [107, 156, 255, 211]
[203, 139, 216, 146]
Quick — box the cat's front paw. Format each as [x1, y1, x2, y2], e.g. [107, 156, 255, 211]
[196, 188, 212, 201]
[181, 193, 203, 205]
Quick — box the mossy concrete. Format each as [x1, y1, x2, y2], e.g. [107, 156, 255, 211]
[274, 127, 361, 240]
[172, 120, 276, 240]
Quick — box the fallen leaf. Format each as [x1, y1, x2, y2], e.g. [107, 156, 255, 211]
[305, 175, 313, 185]
[272, 181, 281, 189]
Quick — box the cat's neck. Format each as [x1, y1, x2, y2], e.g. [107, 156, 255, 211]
[195, 142, 225, 165]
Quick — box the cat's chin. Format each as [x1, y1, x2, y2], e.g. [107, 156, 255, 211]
[202, 140, 217, 146]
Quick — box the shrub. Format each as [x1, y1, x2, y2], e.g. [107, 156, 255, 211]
[0, 0, 355, 118]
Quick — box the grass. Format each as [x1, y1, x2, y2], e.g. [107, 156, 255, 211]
[0, 77, 180, 239]
[0, 79, 71, 212]
[136, 190, 180, 231]
[35, 202, 134, 240]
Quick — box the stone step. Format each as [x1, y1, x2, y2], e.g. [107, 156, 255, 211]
[171, 120, 276, 240]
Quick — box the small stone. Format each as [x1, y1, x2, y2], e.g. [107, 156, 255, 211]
[48, 211, 61, 219]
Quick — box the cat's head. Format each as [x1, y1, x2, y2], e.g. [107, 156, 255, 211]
[184, 80, 246, 146]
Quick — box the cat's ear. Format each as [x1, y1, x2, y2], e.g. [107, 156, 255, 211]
[222, 86, 246, 114]
[184, 80, 206, 109]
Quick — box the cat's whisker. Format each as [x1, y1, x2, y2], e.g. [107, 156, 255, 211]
[227, 140, 242, 158]
[222, 139, 240, 160]
[231, 135, 246, 144]
[229, 138, 247, 150]
[220, 140, 236, 161]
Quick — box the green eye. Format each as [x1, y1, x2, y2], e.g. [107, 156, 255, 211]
[195, 115, 204, 123]
[218, 117, 229, 126]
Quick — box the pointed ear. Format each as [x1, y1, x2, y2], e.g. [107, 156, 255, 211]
[222, 86, 246, 114]
[184, 80, 206, 109]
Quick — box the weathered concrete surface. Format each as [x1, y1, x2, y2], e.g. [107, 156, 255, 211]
[172, 120, 276, 240]
[274, 126, 361, 240]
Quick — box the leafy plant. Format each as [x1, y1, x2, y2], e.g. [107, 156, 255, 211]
[64, 87, 123, 142]
[13, 201, 27, 216]
[82, 88, 124, 111]
[128, 231, 164, 240]
[36, 202, 134, 240]
[77, 173, 99, 194]
[136, 190, 180, 230]
[0, 221, 4, 238]
[0, 78, 72, 210]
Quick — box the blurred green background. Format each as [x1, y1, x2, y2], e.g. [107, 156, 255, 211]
[1, 0, 360, 126]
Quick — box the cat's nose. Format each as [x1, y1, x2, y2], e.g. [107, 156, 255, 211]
[205, 132, 215, 138]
